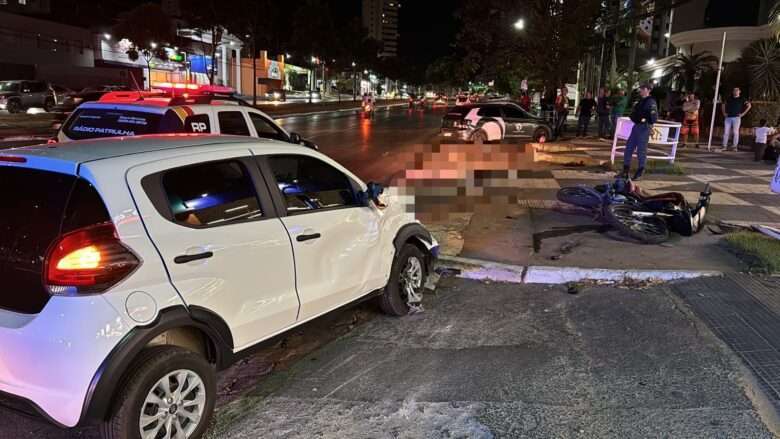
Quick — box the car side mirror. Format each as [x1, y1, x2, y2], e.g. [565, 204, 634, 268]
[289, 132, 319, 150]
[289, 132, 302, 144]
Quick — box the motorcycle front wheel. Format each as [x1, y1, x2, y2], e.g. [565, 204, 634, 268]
[604, 203, 670, 244]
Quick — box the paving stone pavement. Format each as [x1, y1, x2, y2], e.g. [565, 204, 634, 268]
[520, 141, 780, 226]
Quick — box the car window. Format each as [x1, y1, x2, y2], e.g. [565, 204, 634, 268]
[266, 155, 359, 214]
[502, 105, 527, 119]
[0, 81, 20, 93]
[162, 160, 262, 228]
[29, 82, 47, 93]
[218, 111, 251, 136]
[63, 108, 184, 140]
[477, 106, 502, 118]
[248, 112, 287, 141]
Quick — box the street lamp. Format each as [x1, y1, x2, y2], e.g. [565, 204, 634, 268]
[513, 18, 525, 31]
[103, 33, 111, 40]
[150, 42, 158, 49]
[351, 62, 357, 101]
[286, 53, 292, 59]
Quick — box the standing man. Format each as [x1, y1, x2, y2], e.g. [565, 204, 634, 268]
[721, 87, 751, 151]
[554, 85, 569, 137]
[610, 89, 629, 138]
[680, 91, 701, 148]
[576, 91, 597, 137]
[597, 88, 612, 138]
[622, 83, 658, 180]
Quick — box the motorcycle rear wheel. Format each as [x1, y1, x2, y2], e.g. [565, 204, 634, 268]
[604, 203, 670, 244]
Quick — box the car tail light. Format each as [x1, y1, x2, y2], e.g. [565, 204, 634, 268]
[44, 222, 140, 296]
[0, 155, 27, 163]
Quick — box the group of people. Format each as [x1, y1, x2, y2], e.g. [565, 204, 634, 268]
[574, 88, 629, 138]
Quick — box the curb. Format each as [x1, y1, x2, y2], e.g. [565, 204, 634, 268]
[269, 102, 408, 119]
[438, 255, 722, 285]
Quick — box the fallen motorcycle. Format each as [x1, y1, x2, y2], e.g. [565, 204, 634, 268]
[556, 177, 712, 244]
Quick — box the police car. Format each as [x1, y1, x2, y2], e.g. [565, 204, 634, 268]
[53, 83, 317, 149]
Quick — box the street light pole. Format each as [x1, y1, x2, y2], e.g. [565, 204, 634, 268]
[352, 61, 356, 101]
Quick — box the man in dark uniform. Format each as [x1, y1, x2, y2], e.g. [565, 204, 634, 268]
[623, 83, 658, 180]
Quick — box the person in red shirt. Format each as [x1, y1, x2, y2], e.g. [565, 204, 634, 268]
[519, 91, 531, 111]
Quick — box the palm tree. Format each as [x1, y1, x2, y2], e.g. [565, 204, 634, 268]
[743, 39, 780, 100]
[664, 51, 718, 92]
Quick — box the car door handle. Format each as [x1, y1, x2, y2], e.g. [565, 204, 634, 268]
[296, 233, 321, 242]
[174, 251, 213, 264]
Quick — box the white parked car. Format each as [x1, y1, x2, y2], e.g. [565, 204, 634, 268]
[0, 135, 437, 439]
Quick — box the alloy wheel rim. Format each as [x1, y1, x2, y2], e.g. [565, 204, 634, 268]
[139, 369, 206, 439]
[400, 256, 423, 305]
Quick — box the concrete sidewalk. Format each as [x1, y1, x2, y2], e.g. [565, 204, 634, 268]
[208, 277, 777, 438]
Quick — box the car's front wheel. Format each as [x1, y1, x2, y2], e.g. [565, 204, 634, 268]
[6, 99, 21, 114]
[100, 346, 216, 439]
[379, 243, 428, 316]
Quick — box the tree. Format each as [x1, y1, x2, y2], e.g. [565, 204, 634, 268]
[455, 0, 601, 93]
[224, 0, 277, 104]
[113, 3, 175, 89]
[664, 51, 718, 92]
[743, 39, 780, 100]
[180, 0, 236, 85]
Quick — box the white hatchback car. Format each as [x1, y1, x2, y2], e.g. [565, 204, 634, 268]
[0, 135, 437, 439]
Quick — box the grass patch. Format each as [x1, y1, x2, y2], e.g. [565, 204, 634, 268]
[724, 231, 780, 274]
[602, 161, 685, 175]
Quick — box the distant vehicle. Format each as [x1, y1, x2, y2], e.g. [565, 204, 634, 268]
[440, 102, 554, 144]
[432, 94, 448, 107]
[455, 94, 469, 106]
[53, 85, 130, 113]
[54, 83, 318, 150]
[0, 134, 437, 439]
[265, 88, 286, 101]
[0, 80, 55, 113]
[408, 94, 425, 109]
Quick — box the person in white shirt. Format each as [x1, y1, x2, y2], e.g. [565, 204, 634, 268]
[754, 118, 775, 161]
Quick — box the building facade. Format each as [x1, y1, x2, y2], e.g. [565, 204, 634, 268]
[362, 0, 400, 58]
[669, 0, 773, 62]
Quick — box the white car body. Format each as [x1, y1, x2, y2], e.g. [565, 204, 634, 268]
[0, 135, 436, 429]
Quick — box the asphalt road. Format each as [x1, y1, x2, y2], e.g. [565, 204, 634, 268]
[0, 106, 445, 181]
[208, 277, 775, 438]
[275, 106, 444, 184]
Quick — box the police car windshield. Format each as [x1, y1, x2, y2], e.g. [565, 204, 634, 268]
[63, 108, 185, 140]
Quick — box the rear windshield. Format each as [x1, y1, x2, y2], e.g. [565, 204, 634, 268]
[0, 167, 110, 314]
[63, 108, 185, 140]
[445, 106, 471, 118]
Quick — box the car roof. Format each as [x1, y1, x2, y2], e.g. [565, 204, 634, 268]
[8, 134, 303, 164]
[77, 100, 251, 113]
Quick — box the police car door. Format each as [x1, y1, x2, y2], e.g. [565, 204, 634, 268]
[501, 104, 532, 138]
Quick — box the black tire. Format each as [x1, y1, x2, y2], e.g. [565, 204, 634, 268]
[100, 346, 216, 439]
[556, 186, 604, 209]
[533, 127, 550, 143]
[471, 130, 488, 144]
[6, 99, 21, 114]
[380, 243, 428, 316]
[604, 203, 670, 244]
[43, 98, 55, 112]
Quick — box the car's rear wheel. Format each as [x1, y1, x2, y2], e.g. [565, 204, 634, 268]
[43, 98, 55, 112]
[533, 127, 550, 143]
[379, 243, 428, 316]
[6, 99, 21, 114]
[100, 346, 216, 439]
[471, 130, 488, 144]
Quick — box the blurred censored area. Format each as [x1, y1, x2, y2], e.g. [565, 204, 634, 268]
[390, 143, 557, 222]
